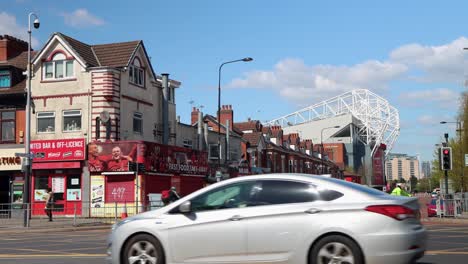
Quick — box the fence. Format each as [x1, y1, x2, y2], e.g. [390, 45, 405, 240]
[415, 192, 468, 219]
[0, 200, 164, 229]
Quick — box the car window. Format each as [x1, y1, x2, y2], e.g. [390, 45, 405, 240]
[190, 181, 256, 212]
[316, 177, 388, 197]
[251, 180, 319, 205]
[318, 189, 344, 201]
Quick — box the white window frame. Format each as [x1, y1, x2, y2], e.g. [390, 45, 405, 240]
[183, 139, 193, 149]
[63, 110, 82, 132]
[129, 66, 144, 87]
[209, 144, 221, 160]
[133, 112, 143, 134]
[43, 54, 74, 80]
[37, 111, 55, 133]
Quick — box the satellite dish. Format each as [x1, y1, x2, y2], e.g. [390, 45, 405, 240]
[100, 111, 110, 124]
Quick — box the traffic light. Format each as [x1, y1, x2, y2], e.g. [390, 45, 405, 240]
[440, 147, 453, 170]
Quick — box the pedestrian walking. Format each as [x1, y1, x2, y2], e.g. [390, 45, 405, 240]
[44, 187, 54, 222]
[161, 186, 181, 206]
[390, 183, 411, 197]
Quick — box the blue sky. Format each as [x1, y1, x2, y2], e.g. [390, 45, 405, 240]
[3, 0, 467, 162]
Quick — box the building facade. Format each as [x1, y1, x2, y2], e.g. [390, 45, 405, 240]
[27, 32, 181, 216]
[0, 35, 29, 207]
[385, 153, 420, 182]
[421, 161, 431, 178]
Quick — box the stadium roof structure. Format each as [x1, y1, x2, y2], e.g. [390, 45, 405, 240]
[264, 89, 400, 154]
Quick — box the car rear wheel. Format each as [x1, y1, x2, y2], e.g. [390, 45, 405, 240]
[310, 235, 363, 264]
[122, 234, 164, 264]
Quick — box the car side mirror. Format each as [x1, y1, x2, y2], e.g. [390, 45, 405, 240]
[179, 201, 192, 214]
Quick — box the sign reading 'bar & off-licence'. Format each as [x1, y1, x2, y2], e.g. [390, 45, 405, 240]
[31, 138, 86, 162]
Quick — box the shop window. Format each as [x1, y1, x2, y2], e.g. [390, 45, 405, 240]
[63, 110, 82, 132]
[34, 176, 49, 201]
[37, 111, 55, 133]
[66, 175, 82, 201]
[105, 175, 135, 203]
[43, 53, 74, 80]
[0, 111, 15, 143]
[0, 70, 11, 88]
[133, 112, 143, 134]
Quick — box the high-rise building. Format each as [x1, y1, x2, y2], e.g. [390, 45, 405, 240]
[386, 153, 420, 182]
[421, 161, 432, 178]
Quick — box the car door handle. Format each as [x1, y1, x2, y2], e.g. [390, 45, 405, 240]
[229, 215, 244, 221]
[305, 208, 321, 214]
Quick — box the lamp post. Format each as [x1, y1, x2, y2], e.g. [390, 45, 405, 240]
[24, 12, 40, 227]
[441, 120, 464, 194]
[217, 57, 253, 171]
[320, 126, 340, 174]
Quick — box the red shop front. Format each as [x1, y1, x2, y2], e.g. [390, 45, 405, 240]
[88, 141, 209, 207]
[31, 138, 85, 216]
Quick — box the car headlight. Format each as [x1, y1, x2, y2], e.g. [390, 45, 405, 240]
[112, 218, 134, 231]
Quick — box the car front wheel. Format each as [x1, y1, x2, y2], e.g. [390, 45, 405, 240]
[122, 234, 164, 264]
[310, 235, 363, 264]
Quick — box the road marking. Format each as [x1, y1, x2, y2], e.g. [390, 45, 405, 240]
[426, 250, 468, 255]
[0, 253, 106, 258]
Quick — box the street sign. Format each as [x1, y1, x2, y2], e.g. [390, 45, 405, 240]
[15, 152, 34, 158]
[465, 154, 468, 167]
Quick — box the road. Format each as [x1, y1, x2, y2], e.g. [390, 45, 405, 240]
[0, 222, 467, 264]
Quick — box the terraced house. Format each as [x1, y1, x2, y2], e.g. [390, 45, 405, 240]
[28, 32, 183, 216]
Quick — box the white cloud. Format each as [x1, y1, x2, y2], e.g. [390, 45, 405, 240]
[228, 58, 407, 104]
[417, 115, 437, 125]
[0, 12, 39, 48]
[390, 37, 468, 83]
[399, 88, 461, 108]
[228, 37, 468, 107]
[61, 9, 105, 28]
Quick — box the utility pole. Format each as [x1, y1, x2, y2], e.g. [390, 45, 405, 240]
[444, 133, 449, 195]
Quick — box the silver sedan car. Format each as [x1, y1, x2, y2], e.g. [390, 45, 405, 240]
[107, 174, 427, 264]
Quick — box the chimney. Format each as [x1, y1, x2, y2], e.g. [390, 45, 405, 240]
[219, 104, 233, 131]
[191, 107, 199, 125]
[0, 35, 29, 61]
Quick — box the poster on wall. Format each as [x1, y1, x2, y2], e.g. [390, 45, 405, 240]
[52, 177, 65, 193]
[87, 141, 209, 175]
[91, 176, 105, 208]
[372, 144, 386, 186]
[67, 189, 81, 201]
[34, 189, 48, 201]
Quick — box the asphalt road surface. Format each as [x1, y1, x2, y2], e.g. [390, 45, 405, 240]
[0, 222, 467, 264]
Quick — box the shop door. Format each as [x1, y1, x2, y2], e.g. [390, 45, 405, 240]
[50, 175, 66, 212]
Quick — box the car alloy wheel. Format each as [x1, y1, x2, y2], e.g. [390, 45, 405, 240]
[123, 234, 164, 264]
[317, 242, 354, 264]
[128, 240, 158, 264]
[310, 235, 363, 264]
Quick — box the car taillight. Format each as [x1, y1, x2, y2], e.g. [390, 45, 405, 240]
[365, 205, 416, 221]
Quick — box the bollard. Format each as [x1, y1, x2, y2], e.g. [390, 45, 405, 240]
[73, 203, 77, 226]
[114, 202, 118, 223]
[121, 203, 128, 220]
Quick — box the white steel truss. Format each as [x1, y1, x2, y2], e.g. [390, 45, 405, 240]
[265, 89, 400, 154]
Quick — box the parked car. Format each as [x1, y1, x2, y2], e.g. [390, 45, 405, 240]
[427, 198, 454, 217]
[107, 174, 427, 264]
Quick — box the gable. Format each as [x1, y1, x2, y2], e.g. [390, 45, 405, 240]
[32, 34, 88, 68]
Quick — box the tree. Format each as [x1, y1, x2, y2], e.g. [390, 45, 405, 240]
[410, 176, 418, 191]
[417, 178, 431, 193]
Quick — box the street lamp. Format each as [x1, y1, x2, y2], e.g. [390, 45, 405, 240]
[320, 126, 340, 174]
[217, 57, 253, 171]
[23, 12, 40, 227]
[440, 120, 464, 194]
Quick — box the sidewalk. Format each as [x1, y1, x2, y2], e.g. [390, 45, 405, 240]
[0, 217, 113, 234]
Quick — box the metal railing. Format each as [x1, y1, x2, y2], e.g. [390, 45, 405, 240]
[0, 201, 164, 229]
